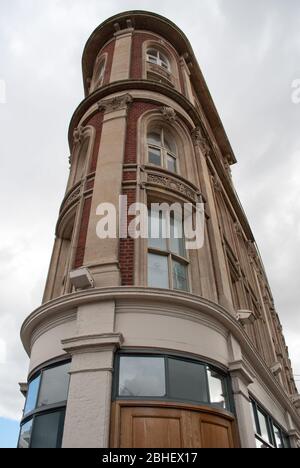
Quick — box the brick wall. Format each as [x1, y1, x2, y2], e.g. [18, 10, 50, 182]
[120, 101, 158, 285]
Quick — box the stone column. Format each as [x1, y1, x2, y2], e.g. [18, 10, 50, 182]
[83, 93, 132, 287]
[61, 300, 123, 448]
[228, 334, 256, 448]
[110, 27, 134, 82]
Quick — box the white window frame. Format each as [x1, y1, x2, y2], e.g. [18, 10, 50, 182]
[147, 209, 189, 292]
[146, 48, 171, 71]
[147, 128, 178, 174]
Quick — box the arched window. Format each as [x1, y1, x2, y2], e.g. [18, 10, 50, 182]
[96, 59, 105, 85]
[91, 57, 106, 91]
[147, 128, 178, 173]
[146, 48, 170, 71]
[75, 137, 89, 183]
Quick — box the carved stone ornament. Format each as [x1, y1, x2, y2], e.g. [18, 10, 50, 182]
[234, 221, 243, 237]
[73, 126, 85, 145]
[160, 106, 177, 122]
[147, 172, 199, 203]
[98, 93, 133, 113]
[247, 240, 257, 260]
[191, 126, 211, 157]
[212, 176, 222, 193]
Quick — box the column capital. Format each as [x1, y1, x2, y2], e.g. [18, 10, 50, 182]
[98, 93, 133, 114]
[62, 332, 124, 355]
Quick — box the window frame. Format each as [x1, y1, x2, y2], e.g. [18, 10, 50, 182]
[146, 48, 171, 72]
[18, 360, 71, 449]
[113, 352, 233, 413]
[147, 207, 189, 292]
[250, 398, 290, 449]
[147, 128, 179, 174]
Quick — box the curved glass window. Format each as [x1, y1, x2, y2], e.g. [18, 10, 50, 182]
[147, 128, 178, 173]
[115, 354, 231, 411]
[18, 361, 70, 449]
[146, 48, 170, 71]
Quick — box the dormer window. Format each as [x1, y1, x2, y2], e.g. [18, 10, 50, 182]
[146, 48, 170, 71]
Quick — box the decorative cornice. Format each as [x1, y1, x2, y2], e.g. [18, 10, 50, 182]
[160, 106, 177, 122]
[146, 172, 200, 203]
[98, 93, 133, 113]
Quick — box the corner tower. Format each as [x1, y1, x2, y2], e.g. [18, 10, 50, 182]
[19, 11, 300, 449]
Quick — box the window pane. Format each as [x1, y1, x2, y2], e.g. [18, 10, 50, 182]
[250, 401, 258, 433]
[172, 260, 188, 291]
[164, 133, 176, 153]
[147, 49, 158, 59]
[159, 52, 169, 69]
[148, 210, 167, 251]
[119, 356, 166, 397]
[282, 433, 290, 448]
[257, 409, 271, 444]
[167, 155, 177, 173]
[168, 358, 209, 403]
[255, 437, 270, 449]
[273, 425, 283, 448]
[31, 411, 64, 449]
[37, 363, 70, 408]
[148, 147, 161, 166]
[18, 420, 33, 449]
[148, 253, 169, 289]
[148, 132, 161, 146]
[170, 214, 185, 257]
[24, 375, 41, 415]
[207, 368, 227, 409]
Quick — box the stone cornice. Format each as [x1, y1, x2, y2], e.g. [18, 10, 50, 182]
[20, 286, 300, 428]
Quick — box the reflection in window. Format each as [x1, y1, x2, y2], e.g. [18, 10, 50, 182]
[37, 362, 70, 408]
[169, 358, 208, 403]
[147, 128, 178, 173]
[18, 420, 33, 449]
[31, 411, 65, 449]
[19, 361, 70, 449]
[250, 398, 290, 449]
[148, 208, 188, 291]
[207, 368, 227, 409]
[117, 354, 231, 411]
[23, 375, 41, 416]
[119, 356, 166, 397]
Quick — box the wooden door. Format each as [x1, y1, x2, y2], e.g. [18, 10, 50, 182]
[111, 401, 239, 448]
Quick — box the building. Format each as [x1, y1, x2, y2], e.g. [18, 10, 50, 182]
[18, 10, 300, 448]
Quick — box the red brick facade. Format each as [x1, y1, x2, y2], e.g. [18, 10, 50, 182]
[120, 101, 158, 285]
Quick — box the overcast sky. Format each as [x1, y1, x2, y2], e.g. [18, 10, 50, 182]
[0, 0, 299, 427]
